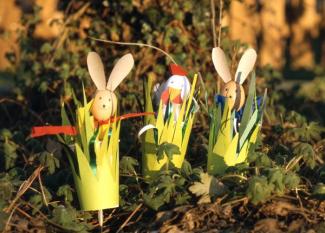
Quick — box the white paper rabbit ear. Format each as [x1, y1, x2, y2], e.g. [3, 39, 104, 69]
[212, 47, 232, 83]
[106, 53, 134, 91]
[235, 48, 257, 84]
[87, 52, 107, 90]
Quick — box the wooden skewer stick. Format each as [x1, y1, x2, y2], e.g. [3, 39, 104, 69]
[98, 209, 103, 228]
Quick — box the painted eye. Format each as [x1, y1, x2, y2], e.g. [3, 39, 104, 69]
[229, 95, 232, 98]
[225, 88, 228, 91]
[99, 96, 102, 100]
[108, 99, 111, 102]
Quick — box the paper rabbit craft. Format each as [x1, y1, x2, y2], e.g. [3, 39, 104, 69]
[87, 51, 134, 123]
[30, 51, 138, 138]
[153, 64, 191, 119]
[212, 47, 257, 111]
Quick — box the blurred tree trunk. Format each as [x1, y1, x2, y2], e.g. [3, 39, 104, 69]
[0, 0, 63, 69]
[289, 0, 320, 69]
[259, 0, 288, 69]
[0, 0, 21, 69]
[33, 0, 63, 39]
[228, 0, 259, 48]
[320, 1, 325, 66]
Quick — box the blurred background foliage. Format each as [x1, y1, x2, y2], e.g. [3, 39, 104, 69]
[0, 0, 324, 232]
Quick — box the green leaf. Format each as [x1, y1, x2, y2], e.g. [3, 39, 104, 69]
[293, 143, 316, 169]
[143, 194, 165, 211]
[57, 185, 74, 204]
[51, 205, 90, 232]
[189, 172, 227, 204]
[283, 172, 300, 189]
[39, 151, 60, 174]
[248, 152, 272, 167]
[292, 121, 325, 142]
[0, 174, 14, 201]
[157, 175, 176, 203]
[247, 176, 273, 205]
[181, 160, 193, 177]
[2, 141, 18, 170]
[120, 156, 139, 174]
[267, 168, 285, 194]
[29, 187, 52, 215]
[175, 193, 191, 205]
[40, 43, 52, 54]
[156, 142, 180, 162]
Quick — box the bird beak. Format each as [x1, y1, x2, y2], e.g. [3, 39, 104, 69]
[168, 87, 181, 100]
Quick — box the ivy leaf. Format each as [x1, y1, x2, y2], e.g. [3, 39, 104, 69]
[0, 174, 14, 202]
[51, 205, 90, 232]
[247, 176, 273, 205]
[293, 143, 316, 169]
[29, 187, 52, 215]
[292, 121, 325, 142]
[181, 160, 193, 177]
[248, 152, 272, 167]
[175, 193, 191, 205]
[189, 172, 227, 204]
[1, 131, 18, 170]
[57, 185, 74, 204]
[39, 151, 60, 174]
[283, 172, 300, 189]
[267, 168, 285, 194]
[143, 194, 165, 211]
[156, 143, 180, 162]
[120, 156, 139, 174]
[157, 175, 176, 203]
[29, 195, 43, 215]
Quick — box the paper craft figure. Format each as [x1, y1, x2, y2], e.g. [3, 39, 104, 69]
[139, 66, 198, 179]
[153, 64, 191, 120]
[212, 47, 257, 111]
[31, 51, 138, 221]
[208, 47, 267, 175]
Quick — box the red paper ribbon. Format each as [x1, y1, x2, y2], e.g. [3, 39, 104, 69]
[31, 126, 77, 138]
[31, 112, 155, 138]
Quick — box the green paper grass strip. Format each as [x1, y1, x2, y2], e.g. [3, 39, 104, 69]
[207, 73, 266, 175]
[141, 74, 198, 178]
[60, 89, 120, 211]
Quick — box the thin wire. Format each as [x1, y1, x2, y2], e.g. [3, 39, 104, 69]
[88, 37, 177, 64]
[217, 0, 223, 47]
[211, 0, 217, 48]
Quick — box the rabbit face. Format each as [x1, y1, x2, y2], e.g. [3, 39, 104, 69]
[87, 52, 134, 123]
[91, 90, 117, 121]
[221, 81, 245, 111]
[212, 47, 257, 111]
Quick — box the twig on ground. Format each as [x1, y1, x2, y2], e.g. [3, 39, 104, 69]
[5, 166, 44, 213]
[117, 203, 143, 233]
[3, 204, 20, 233]
[38, 172, 48, 207]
